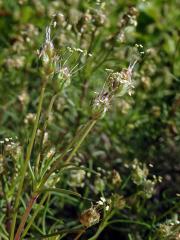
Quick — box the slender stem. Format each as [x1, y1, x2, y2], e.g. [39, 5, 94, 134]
[28, 225, 83, 239]
[88, 211, 114, 240]
[22, 193, 49, 238]
[65, 119, 96, 164]
[10, 80, 47, 240]
[88, 222, 107, 240]
[74, 229, 86, 240]
[14, 193, 39, 240]
[157, 201, 180, 222]
[39, 119, 96, 188]
[13, 119, 97, 240]
[108, 219, 151, 229]
[35, 93, 59, 176]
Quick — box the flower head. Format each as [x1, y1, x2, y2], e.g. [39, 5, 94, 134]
[80, 207, 100, 228]
[92, 91, 111, 119]
[107, 60, 137, 96]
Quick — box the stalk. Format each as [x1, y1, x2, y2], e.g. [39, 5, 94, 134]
[35, 93, 59, 176]
[10, 80, 47, 240]
[65, 119, 96, 163]
[39, 119, 96, 189]
[14, 193, 39, 240]
[88, 223, 107, 240]
[88, 211, 115, 240]
[13, 119, 97, 240]
[21, 193, 49, 238]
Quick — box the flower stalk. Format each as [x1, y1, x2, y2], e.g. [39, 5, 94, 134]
[10, 79, 47, 240]
[13, 118, 97, 239]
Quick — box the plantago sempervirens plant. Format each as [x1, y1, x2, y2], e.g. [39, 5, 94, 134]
[10, 21, 73, 240]
[8, 14, 138, 238]
[0, 1, 179, 240]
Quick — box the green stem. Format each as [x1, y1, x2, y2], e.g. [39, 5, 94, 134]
[35, 93, 59, 176]
[108, 219, 151, 229]
[13, 119, 97, 240]
[28, 225, 83, 239]
[88, 223, 107, 240]
[10, 80, 47, 240]
[88, 211, 114, 240]
[39, 119, 96, 188]
[65, 119, 96, 164]
[157, 201, 180, 222]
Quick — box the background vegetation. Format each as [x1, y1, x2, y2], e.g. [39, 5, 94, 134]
[0, 0, 180, 239]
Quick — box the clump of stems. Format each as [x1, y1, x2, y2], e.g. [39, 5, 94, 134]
[10, 21, 137, 240]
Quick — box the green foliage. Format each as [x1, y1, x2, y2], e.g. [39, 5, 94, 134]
[0, 0, 179, 239]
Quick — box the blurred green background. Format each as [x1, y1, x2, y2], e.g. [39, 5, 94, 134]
[0, 0, 180, 239]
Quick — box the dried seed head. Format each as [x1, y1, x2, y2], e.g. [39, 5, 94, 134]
[80, 207, 100, 227]
[67, 169, 86, 188]
[91, 61, 137, 119]
[157, 223, 172, 239]
[94, 177, 105, 193]
[77, 10, 92, 33]
[53, 13, 66, 27]
[5, 56, 25, 69]
[24, 113, 36, 125]
[112, 194, 126, 209]
[107, 60, 137, 96]
[3, 138, 22, 160]
[91, 9, 106, 27]
[18, 90, 29, 105]
[131, 159, 149, 185]
[119, 6, 138, 28]
[32, 0, 45, 15]
[131, 159, 159, 199]
[156, 220, 180, 239]
[107, 72, 122, 92]
[141, 179, 155, 199]
[111, 170, 122, 186]
[37, 129, 49, 145]
[129, 7, 139, 17]
[117, 100, 131, 114]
